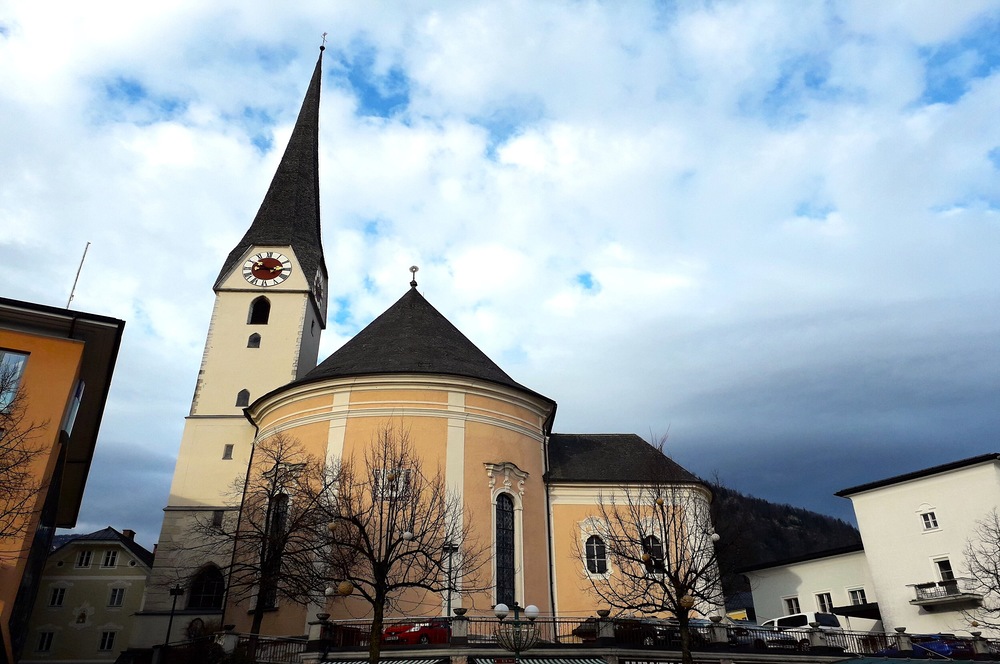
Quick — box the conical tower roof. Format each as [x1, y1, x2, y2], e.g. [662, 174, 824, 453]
[291, 286, 555, 407]
[216, 49, 326, 291]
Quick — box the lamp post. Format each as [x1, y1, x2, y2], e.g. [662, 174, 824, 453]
[494, 601, 540, 663]
[443, 542, 459, 616]
[163, 584, 184, 647]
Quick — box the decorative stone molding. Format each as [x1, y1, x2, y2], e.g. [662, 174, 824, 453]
[484, 462, 529, 498]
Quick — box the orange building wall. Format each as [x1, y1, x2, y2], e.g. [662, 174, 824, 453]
[0, 330, 84, 660]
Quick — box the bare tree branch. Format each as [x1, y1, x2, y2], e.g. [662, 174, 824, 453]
[573, 451, 725, 664]
[0, 362, 48, 549]
[324, 421, 488, 664]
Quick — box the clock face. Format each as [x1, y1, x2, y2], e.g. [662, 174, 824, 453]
[243, 252, 292, 287]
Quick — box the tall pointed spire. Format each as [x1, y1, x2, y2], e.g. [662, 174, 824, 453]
[216, 47, 327, 297]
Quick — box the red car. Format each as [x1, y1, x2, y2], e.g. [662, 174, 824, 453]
[382, 618, 451, 645]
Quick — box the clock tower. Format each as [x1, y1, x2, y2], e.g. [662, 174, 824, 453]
[134, 48, 328, 645]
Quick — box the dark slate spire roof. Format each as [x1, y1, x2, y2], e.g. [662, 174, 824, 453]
[216, 48, 327, 295]
[547, 433, 702, 484]
[291, 287, 554, 407]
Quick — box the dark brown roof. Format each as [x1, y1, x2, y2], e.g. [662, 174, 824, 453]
[216, 48, 327, 309]
[836, 452, 1000, 497]
[289, 287, 555, 409]
[52, 527, 154, 568]
[547, 433, 702, 484]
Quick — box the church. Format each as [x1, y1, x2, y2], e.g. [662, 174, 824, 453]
[133, 47, 717, 647]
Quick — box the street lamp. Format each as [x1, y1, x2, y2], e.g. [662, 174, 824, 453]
[163, 584, 184, 647]
[494, 602, 540, 662]
[443, 542, 459, 616]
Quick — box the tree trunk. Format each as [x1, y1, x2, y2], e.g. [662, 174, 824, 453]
[368, 594, 385, 664]
[678, 609, 693, 664]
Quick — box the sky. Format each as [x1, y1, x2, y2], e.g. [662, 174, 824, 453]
[2, 1, 1000, 550]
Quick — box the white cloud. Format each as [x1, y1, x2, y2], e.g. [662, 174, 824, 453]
[3, 0, 1000, 546]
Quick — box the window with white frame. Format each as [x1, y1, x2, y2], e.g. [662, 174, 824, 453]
[76, 551, 92, 568]
[784, 596, 801, 614]
[49, 587, 66, 607]
[108, 587, 125, 607]
[37, 632, 53, 653]
[0, 350, 28, 411]
[375, 468, 411, 500]
[102, 550, 118, 568]
[921, 511, 939, 530]
[849, 588, 867, 605]
[935, 558, 955, 581]
[585, 534, 608, 574]
[641, 535, 665, 574]
[99, 631, 117, 651]
[816, 592, 833, 613]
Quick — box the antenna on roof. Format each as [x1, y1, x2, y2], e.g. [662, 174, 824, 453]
[66, 241, 91, 309]
[409, 265, 419, 289]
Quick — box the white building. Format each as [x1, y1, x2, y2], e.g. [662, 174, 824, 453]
[745, 453, 1000, 637]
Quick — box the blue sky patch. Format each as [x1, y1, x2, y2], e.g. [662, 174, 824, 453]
[253, 44, 297, 72]
[989, 147, 1000, 171]
[99, 76, 186, 125]
[332, 296, 352, 325]
[740, 54, 851, 125]
[240, 106, 274, 153]
[794, 200, 835, 219]
[0, 24, 9, 38]
[473, 101, 544, 160]
[920, 16, 1000, 104]
[576, 271, 599, 292]
[332, 44, 410, 118]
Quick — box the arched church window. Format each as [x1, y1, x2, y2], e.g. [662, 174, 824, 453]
[496, 493, 515, 606]
[642, 535, 665, 573]
[247, 333, 261, 348]
[187, 565, 225, 610]
[235, 389, 250, 407]
[585, 535, 607, 574]
[248, 297, 270, 325]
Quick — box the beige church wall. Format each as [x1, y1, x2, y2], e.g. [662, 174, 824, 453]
[349, 387, 449, 406]
[167, 417, 255, 506]
[465, 393, 543, 431]
[193, 293, 309, 414]
[549, 499, 619, 619]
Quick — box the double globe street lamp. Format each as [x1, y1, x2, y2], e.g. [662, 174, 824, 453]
[494, 602, 540, 663]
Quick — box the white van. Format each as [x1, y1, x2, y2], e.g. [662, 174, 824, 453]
[761, 612, 843, 632]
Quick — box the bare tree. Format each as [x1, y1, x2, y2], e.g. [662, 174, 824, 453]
[964, 508, 1000, 630]
[0, 362, 47, 546]
[193, 433, 334, 635]
[324, 422, 487, 664]
[574, 466, 724, 664]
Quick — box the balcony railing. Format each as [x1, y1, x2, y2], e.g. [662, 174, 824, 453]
[910, 577, 983, 606]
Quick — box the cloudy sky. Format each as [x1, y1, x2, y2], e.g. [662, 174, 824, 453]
[3, 1, 999, 549]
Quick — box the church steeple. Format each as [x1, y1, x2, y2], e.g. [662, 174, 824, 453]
[215, 47, 327, 315]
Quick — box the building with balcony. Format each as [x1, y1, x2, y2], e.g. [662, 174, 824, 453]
[744, 453, 1000, 637]
[0, 298, 125, 663]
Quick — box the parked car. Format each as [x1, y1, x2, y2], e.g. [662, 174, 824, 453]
[876, 633, 976, 659]
[760, 611, 843, 632]
[572, 617, 709, 648]
[382, 618, 451, 645]
[729, 623, 810, 651]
